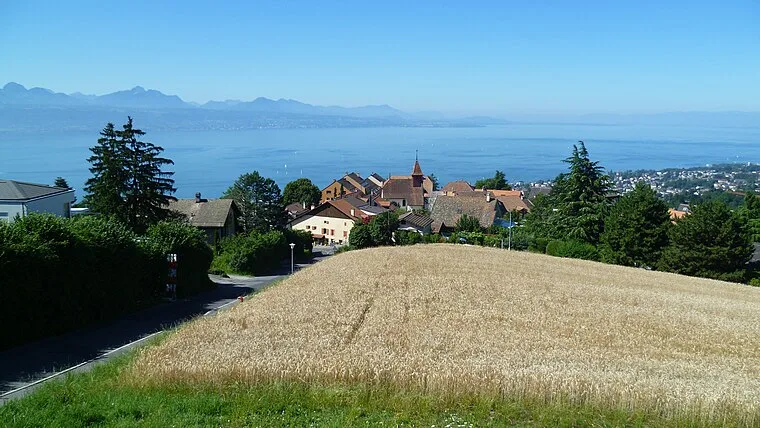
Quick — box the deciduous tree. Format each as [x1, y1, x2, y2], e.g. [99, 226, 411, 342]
[223, 171, 285, 233]
[282, 178, 321, 207]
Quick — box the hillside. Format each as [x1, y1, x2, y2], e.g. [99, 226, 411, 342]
[131, 245, 760, 423]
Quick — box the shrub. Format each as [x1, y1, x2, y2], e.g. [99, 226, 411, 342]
[545, 240, 599, 261]
[214, 230, 291, 276]
[146, 221, 215, 297]
[396, 230, 423, 246]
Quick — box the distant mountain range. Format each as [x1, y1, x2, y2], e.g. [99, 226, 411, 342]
[1, 82, 758, 132]
[0, 82, 407, 118]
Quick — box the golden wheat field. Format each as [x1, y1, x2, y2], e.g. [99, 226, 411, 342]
[131, 245, 760, 422]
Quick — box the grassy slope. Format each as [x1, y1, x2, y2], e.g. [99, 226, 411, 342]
[3, 245, 759, 426]
[0, 350, 678, 427]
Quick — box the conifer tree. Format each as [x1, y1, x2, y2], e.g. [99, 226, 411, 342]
[526, 141, 610, 244]
[659, 200, 752, 282]
[599, 181, 671, 268]
[84, 123, 125, 219]
[118, 117, 176, 233]
[84, 118, 175, 233]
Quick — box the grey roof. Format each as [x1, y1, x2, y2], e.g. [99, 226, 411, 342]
[340, 195, 369, 209]
[0, 179, 71, 201]
[430, 194, 504, 229]
[370, 173, 385, 182]
[168, 198, 236, 228]
[360, 205, 388, 215]
[398, 212, 433, 229]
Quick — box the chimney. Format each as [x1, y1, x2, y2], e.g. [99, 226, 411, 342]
[195, 192, 202, 203]
[310, 204, 315, 210]
[303, 201, 306, 209]
[350, 208, 355, 217]
[486, 192, 491, 202]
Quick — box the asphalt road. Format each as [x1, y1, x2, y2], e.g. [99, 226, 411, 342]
[0, 249, 333, 404]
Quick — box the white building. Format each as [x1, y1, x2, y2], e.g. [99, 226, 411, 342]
[287, 199, 366, 245]
[0, 180, 76, 222]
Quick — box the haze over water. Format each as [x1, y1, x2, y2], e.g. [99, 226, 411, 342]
[3, 123, 759, 199]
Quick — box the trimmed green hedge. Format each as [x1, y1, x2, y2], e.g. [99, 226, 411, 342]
[212, 228, 313, 276]
[0, 214, 213, 350]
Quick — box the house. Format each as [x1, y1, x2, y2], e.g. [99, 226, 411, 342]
[441, 180, 475, 195]
[0, 179, 76, 222]
[321, 177, 359, 203]
[287, 199, 366, 245]
[430, 191, 506, 234]
[487, 189, 533, 216]
[320, 172, 385, 203]
[668, 208, 688, 221]
[380, 159, 433, 210]
[168, 193, 238, 244]
[398, 212, 433, 235]
[285, 202, 311, 219]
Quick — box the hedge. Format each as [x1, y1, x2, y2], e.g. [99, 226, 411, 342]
[0, 214, 213, 350]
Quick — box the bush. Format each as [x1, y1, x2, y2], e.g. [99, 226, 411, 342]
[146, 221, 215, 297]
[545, 240, 599, 261]
[214, 230, 293, 276]
[396, 230, 423, 246]
[349, 223, 374, 249]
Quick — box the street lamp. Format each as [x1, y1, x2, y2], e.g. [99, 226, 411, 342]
[508, 211, 512, 251]
[289, 243, 296, 274]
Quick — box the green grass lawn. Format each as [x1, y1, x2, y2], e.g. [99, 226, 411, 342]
[0, 345, 721, 428]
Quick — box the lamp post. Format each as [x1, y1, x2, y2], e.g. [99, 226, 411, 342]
[508, 211, 512, 251]
[289, 243, 295, 274]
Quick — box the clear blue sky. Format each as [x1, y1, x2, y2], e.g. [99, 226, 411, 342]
[1, 1, 758, 115]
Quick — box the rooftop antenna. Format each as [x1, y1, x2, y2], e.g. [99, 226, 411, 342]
[415, 149, 418, 161]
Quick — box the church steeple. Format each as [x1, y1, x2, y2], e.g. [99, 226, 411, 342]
[411, 151, 423, 187]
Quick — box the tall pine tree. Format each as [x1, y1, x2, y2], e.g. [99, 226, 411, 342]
[526, 141, 610, 245]
[119, 117, 176, 233]
[223, 171, 285, 233]
[84, 123, 125, 219]
[85, 117, 176, 233]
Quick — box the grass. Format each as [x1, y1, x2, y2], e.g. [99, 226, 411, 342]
[0, 348, 703, 427]
[3, 244, 759, 426]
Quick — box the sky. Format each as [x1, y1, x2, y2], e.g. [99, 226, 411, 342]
[1, 1, 759, 115]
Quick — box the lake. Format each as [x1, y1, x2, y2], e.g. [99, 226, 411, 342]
[2, 124, 760, 199]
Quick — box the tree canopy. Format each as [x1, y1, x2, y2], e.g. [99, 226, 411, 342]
[222, 171, 285, 233]
[526, 141, 610, 244]
[658, 200, 752, 282]
[282, 178, 321, 207]
[53, 177, 71, 190]
[599, 181, 671, 268]
[455, 214, 483, 232]
[84, 117, 175, 233]
[474, 170, 511, 190]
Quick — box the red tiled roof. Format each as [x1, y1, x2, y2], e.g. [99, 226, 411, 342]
[382, 178, 425, 206]
[442, 180, 474, 194]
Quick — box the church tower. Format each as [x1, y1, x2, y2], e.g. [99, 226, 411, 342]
[411, 151, 423, 188]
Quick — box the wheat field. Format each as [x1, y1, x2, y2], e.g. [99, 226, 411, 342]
[131, 245, 760, 423]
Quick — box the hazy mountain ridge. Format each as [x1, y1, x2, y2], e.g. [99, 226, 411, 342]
[1, 82, 757, 131]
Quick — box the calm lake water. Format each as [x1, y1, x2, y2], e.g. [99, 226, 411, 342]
[2, 124, 760, 199]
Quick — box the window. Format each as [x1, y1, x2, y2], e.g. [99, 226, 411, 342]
[330, 229, 335, 235]
[326, 190, 332, 195]
[324, 220, 329, 224]
[402, 199, 406, 206]
[343, 231, 347, 238]
[322, 228, 327, 234]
